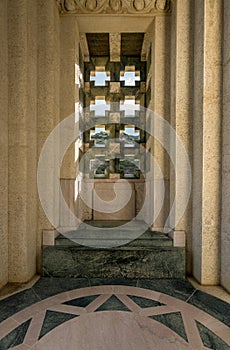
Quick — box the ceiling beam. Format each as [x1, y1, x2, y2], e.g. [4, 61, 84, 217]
[109, 33, 121, 62]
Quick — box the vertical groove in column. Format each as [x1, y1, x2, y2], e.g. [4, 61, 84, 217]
[60, 17, 80, 226]
[152, 16, 171, 230]
[37, 0, 60, 273]
[60, 16, 79, 179]
[192, 0, 204, 283]
[8, 0, 37, 282]
[0, 0, 8, 288]
[201, 0, 222, 284]
[221, 0, 230, 292]
[193, 0, 222, 285]
[170, 0, 194, 273]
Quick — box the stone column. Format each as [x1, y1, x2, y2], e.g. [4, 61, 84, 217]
[221, 0, 230, 292]
[8, 0, 37, 282]
[193, 0, 222, 284]
[60, 17, 80, 226]
[170, 0, 193, 273]
[152, 16, 171, 231]
[37, 0, 60, 271]
[0, 0, 8, 288]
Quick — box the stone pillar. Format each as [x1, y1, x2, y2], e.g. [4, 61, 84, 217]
[8, 0, 37, 282]
[37, 0, 60, 271]
[170, 0, 193, 273]
[193, 0, 222, 284]
[60, 16, 79, 177]
[0, 0, 8, 288]
[152, 16, 171, 231]
[221, 0, 230, 292]
[60, 17, 80, 226]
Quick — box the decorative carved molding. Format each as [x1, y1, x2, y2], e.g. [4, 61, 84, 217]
[56, 0, 172, 15]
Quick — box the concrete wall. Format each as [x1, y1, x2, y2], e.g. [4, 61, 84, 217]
[222, 0, 230, 292]
[0, 0, 8, 289]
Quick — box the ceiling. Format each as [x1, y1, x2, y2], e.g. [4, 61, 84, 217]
[86, 33, 145, 57]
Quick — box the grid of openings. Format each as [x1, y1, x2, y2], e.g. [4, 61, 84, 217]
[82, 56, 146, 179]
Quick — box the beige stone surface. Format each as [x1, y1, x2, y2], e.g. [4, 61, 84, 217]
[37, 0, 60, 272]
[0, 0, 228, 291]
[221, 0, 230, 293]
[193, 0, 222, 285]
[93, 182, 135, 221]
[169, 231, 186, 248]
[60, 16, 79, 179]
[170, 0, 193, 273]
[43, 230, 59, 246]
[8, 0, 37, 282]
[192, 0, 204, 284]
[0, 0, 8, 289]
[151, 16, 171, 231]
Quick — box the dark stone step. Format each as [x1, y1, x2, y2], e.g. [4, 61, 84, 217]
[43, 246, 185, 279]
[43, 221, 184, 279]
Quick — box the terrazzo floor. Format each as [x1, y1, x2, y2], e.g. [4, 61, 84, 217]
[0, 278, 229, 349]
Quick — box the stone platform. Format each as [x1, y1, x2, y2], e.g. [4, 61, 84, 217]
[43, 221, 185, 279]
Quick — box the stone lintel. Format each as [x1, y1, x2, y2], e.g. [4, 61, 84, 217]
[56, 0, 172, 16]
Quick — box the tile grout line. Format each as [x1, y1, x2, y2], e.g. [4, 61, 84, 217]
[185, 288, 197, 303]
[31, 287, 42, 301]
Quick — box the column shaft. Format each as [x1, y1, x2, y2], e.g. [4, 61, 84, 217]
[8, 0, 37, 282]
[37, 0, 60, 271]
[0, 0, 8, 288]
[170, 0, 193, 273]
[152, 16, 171, 230]
[193, 0, 222, 284]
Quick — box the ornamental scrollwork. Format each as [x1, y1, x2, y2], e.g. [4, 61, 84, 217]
[56, 0, 172, 15]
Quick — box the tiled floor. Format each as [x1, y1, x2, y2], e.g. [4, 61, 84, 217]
[0, 278, 229, 349]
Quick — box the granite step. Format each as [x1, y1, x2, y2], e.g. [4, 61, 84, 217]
[43, 245, 185, 279]
[43, 221, 185, 279]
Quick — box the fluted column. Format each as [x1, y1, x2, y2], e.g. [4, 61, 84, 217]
[37, 0, 60, 271]
[59, 16, 80, 226]
[193, 0, 222, 284]
[8, 0, 37, 282]
[221, 0, 229, 291]
[170, 0, 193, 273]
[152, 16, 171, 231]
[0, 0, 8, 288]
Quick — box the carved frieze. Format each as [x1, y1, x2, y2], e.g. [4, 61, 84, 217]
[56, 0, 172, 15]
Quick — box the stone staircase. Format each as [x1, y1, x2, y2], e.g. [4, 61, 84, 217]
[43, 221, 185, 279]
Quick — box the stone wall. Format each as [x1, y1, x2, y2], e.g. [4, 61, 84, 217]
[7, 0, 38, 282]
[222, 0, 230, 292]
[0, 0, 229, 291]
[0, 0, 8, 289]
[0, 0, 60, 286]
